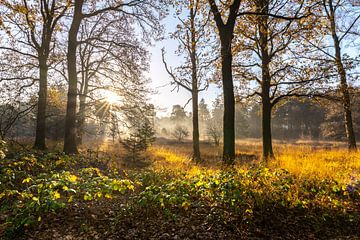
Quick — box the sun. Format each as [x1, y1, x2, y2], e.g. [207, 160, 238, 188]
[104, 91, 122, 105]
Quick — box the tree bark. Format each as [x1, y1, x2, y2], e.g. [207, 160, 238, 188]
[328, 1, 357, 150]
[64, 0, 83, 154]
[220, 29, 235, 164]
[77, 94, 86, 145]
[192, 90, 201, 162]
[190, 3, 201, 162]
[34, 56, 48, 150]
[257, 0, 274, 160]
[262, 95, 274, 160]
[208, 0, 240, 164]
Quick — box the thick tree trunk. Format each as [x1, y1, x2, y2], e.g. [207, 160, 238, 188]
[262, 94, 274, 161]
[207, 0, 241, 164]
[64, 0, 83, 154]
[257, 0, 274, 161]
[328, 7, 357, 150]
[34, 56, 48, 150]
[220, 30, 235, 164]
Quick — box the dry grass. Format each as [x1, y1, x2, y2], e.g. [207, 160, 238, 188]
[271, 147, 360, 183]
[148, 139, 360, 184]
[20, 137, 357, 183]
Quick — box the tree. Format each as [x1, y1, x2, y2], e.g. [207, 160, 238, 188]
[235, 104, 249, 139]
[46, 87, 67, 141]
[321, 88, 360, 141]
[172, 126, 189, 143]
[63, 0, 166, 154]
[170, 105, 188, 122]
[199, 98, 211, 123]
[108, 113, 120, 143]
[207, 122, 221, 146]
[0, 0, 69, 149]
[0, 102, 35, 140]
[234, 0, 317, 161]
[162, 0, 213, 162]
[120, 119, 156, 161]
[74, 13, 150, 145]
[207, 0, 242, 164]
[207, 97, 223, 146]
[320, 0, 359, 150]
[272, 99, 326, 140]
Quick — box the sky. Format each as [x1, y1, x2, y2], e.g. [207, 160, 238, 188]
[146, 12, 221, 118]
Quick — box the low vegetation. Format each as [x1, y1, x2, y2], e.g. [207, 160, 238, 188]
[1, 141, 359, 239]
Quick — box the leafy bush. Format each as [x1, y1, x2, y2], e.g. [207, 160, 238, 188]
[135, 167, 360, 218]
[0, 152, 136, 237]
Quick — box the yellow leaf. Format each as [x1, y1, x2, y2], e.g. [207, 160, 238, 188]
[32, 196, 39, 201]
[181, 201, 190, 210]
[22, 177, 32, 183]
[53, 191, 60, 199]
[68, 175, 78, 182]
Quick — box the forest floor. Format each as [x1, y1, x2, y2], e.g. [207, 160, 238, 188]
[0, 139, 359, 239]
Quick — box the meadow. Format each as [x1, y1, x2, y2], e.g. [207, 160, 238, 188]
[0, 139, 359, 239]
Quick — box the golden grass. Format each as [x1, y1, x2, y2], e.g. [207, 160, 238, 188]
[77, 138, 359, 184]
[148, 141, 360, 184]
[271, 147, 360, 183]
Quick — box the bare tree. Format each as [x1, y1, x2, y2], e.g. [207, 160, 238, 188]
[162, 0, 213, 162]
[172, 126, 190, 143]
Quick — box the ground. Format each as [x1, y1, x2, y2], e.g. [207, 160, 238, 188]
[0, 139, 359, 239]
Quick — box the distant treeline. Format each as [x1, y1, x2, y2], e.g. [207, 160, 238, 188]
[155, 90, 360, 142]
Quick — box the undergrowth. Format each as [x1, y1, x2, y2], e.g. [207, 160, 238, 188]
[0, 143, 359, 239]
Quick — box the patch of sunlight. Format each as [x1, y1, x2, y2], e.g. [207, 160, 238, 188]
[149, 147, 192, 171]
[270, 147, 360, 183]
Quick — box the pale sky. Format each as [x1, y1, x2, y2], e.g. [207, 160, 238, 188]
[146, 6, 360, 118]
[147, 12, 221, 118]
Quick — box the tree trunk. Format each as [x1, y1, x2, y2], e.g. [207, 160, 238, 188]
[208, 0, 240, 165]
[336, 54, 357, 150]
[192, 91, 201, 162]
[34, 56, 48, 150]
[190, 3, 201, 162]
[262, 95, 274, 161]
[328, 5, 357, 150]
[220, 30, 235, 164]
[77, 94, 86, 145]
[258, 0, 274, 161]
[64, 0, 83, 154]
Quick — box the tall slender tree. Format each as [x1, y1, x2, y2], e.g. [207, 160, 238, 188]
[162, 0, 212, 162]
[321, 0, 359, 150]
